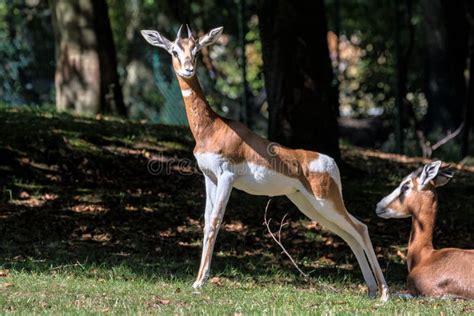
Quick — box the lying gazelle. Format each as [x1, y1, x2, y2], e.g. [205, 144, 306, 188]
[141, 25, 389, 301]
[376, 161, 474, 299]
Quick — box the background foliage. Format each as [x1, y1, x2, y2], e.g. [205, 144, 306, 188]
[1, 0, 473, 159]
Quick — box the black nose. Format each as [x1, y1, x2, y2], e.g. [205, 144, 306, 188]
[375, 203, 384, 215]
[183, 60, 194, 72]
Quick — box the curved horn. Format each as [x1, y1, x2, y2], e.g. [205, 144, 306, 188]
[186, 24, 193, 39]
[176, 24, 183, 39]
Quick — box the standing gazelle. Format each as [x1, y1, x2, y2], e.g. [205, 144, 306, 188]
[376, 161, 474, 299]
[141, 25, 389, 300]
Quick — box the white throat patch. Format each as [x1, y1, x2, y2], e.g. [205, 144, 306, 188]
[181, 89, 192, 97]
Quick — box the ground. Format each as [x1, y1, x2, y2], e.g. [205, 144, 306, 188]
[0, 108, 473, 314]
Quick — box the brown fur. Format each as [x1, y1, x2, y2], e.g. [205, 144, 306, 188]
[141, 28, 391, 299]
[387, 175, 474, 299]
[175, 76, 346, 200]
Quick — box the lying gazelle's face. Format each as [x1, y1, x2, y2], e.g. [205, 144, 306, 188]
[141, 24, 223, 79]
[375, 161, 453, 219]
[375, 172, 419, 219]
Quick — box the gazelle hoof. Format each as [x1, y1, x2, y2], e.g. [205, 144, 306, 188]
[395, 292, 415, 299]
[380, 288, 390, 302]
[368, 288, 377, 299]
[192, 280, 205, 289]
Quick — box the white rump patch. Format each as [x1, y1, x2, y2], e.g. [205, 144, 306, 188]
[181, 89, 192, 97]
[308, 154, 342, 191]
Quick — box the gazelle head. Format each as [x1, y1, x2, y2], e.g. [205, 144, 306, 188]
[376, 161, 453, 219]
[141, 24, 223, 78]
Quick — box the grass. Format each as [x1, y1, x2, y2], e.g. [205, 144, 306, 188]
[1, 264, 472, 314]
[0, 108, 473, 314]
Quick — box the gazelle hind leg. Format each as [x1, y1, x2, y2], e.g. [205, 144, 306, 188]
[346, 214, 390, 301]
[298, 190, 389, 301]
[286, 192, 378, 298]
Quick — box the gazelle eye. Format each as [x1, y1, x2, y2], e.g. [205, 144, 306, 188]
[400, 182, 410, 193]
[172, 51, 178, 57]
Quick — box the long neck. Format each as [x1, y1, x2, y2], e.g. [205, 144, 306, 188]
[407, 195, 437, 271]
[176, 75, 218, 141]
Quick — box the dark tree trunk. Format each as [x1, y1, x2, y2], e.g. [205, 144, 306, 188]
[49, 0, 127, 116]
[422, 0, 467, 134]
[463, 1, 474, 157]
[257, 0, 340, 161]
[394, 0, 404, 154]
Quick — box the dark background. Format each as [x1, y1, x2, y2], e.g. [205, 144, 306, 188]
[2, 0, 474, 162]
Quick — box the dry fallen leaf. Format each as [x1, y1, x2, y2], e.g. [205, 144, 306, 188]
[0, 271, 8, 277]
[0, 283, 14, 289]
[210, 276, 223, 287]
[81, 233, 92, 241]
[463, 306, 474, 313]
[396, 249, 407, 261]
[158, 299, 171, 305]
[19, 191, 30, 199]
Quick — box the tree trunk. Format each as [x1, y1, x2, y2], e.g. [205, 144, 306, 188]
[422, 0, 467, 135]
[463, 1, 474, 157]
[49, 0, 127, 116]
[257, 0, 340, 160]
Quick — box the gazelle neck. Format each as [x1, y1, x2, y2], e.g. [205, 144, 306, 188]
[407, 196, 437, 271]
[176, 74, 219, 141]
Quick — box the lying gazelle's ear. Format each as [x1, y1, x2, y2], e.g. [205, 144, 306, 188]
[197, 26, 223, 49]
[419, 161, 441, 190]
[140, 30, 172, 53]
[419, 161, 453, 189]
[434, 164, 454, 187]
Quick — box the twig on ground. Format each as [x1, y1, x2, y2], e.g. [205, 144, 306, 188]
[50, 262, 85, 271]
[263, 199, 309, 279]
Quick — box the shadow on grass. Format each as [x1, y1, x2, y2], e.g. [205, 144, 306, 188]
[0, 109, 472, 289]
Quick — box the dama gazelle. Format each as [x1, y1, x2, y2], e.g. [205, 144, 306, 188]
[141, 25, 389, 300]
[376, 161, 474, 299]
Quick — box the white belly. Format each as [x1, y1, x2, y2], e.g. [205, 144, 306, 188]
[232, 161, 301, 196]
[233, 168, 300, 196]
[195, 153, 301, 197]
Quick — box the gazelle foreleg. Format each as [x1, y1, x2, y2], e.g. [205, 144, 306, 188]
[198, 175, 217, 268]
[193, 171, 235, 289]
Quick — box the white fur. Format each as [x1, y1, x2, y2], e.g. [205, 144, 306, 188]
[194, 153, 303, 196]
[174, 44, 185, 60]
[194, 153, 230, 179]
[376, 185, 411, 219]
[233, 162, 301, 196]
[182, 89, 192, 97]
[193, 151, 390, 300]
[377, 186, 401, 209]
[308, 154, 342, 191]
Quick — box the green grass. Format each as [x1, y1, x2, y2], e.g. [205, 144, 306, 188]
[0, 108, 473, 314]
[1, 263, 472, 314]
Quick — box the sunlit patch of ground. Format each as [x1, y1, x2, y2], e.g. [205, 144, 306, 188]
[0, 108, 473, 313]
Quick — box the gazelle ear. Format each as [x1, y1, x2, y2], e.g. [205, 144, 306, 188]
[198, 26, 223, 49]
[433, 164, 454, 187]
[140, 30, 172, 53]
[419, 161, 444, 189]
